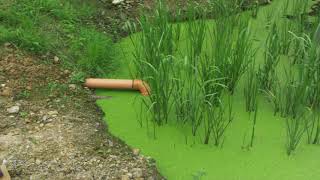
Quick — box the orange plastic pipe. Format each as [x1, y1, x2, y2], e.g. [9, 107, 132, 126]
[84, 78, 150, 96]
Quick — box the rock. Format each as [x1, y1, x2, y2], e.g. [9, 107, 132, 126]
[135, 178, 145, 180]
[35, 159, 41, 165]
[121, 175, 130, 180]
[0, 87, 12, 97]
[64, 70, 70, 75]
[132, 148, 140, 156]
[108, 140, 114, 147]
[127, 172, 132, 178]
[68, 84, 77, 90]
[132, 168, 143, 178]
[112, 0, 124, 4]
[47, 110, 58, 116]
[0, 161, 11, 180]
[4, 42, 11, 47]
[0, 84, 5, 88]
[42, 115, 49, 121]
[53, 56, 60, 63]
[7, 106, 20, 114]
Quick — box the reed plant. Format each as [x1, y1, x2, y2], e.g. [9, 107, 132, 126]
[243, 59, 259, 147]
[278, 19, 293, 55]
[250, 103, 259, 147]
[203, 94, 233, 146]
[211, 13, 253, 94]
[171, 3, 208, 136]
[228, 15, 254, 93]
[269, 68, 306, 118]
[258, 22, 280, 91]
[312, 113, 320, 144]
[286, 111, 307, 155]
[129, 0, 181, 128]
[244, 60, 259, 112]
[304, 40, 320, 108]
[304, 109, 320, 144]
[290, 32, 310, 64]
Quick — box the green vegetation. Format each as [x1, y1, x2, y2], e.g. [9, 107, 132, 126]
[95, 0, 320, 179]
[0, 0, 117, 77]
[3, 0, 320, 179]
[126, 0, 320, 151]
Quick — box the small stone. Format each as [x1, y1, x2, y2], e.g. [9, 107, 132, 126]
[132, 168, 143, 178]
[40, 123, 44, 127]
[1, 84, 5, 87]
[7, 106, 20, 114]
[135, 178, 145, 180]
[53, 56, 60, 63]
[69, 84, 77, 90]
[0, 87, 12, 97]
[26, 86, 32, 90]
[112, 0, 124, 4]
[64, 70, 70, 75]
[42, 115, 48, 121]
[127, 173, 133, 178]
[108, 140, 114, 147]
[47, 110, 58, 116]
[4, 42, 11, 47]
[121, 175, 130, 180]
[132, 148, 140, 156]
[35, 159, 41, 165]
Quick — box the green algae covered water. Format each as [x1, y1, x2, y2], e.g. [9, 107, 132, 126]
[96, 1, 320, 179]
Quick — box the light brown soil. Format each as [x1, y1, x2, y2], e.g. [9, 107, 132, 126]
[0, 44, 163, 180]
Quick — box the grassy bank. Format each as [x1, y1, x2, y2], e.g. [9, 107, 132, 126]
[0, 0, 117, 78]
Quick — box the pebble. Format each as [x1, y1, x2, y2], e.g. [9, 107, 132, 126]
[7, 106, 20, 114]
[127, 172, 133, 178]
[132, 148, 140, 156]
[47, 110, 58, 116]
[42, 115, 49, 121]
[121, 175, 130, 180]
[69, 84, 77, 90]
[112, 0, 124, 4]
[108, 140, 114, 147]
[64, 70, 70, 76]
[132, 168, 143, 178]
[0, 87, 12, 97]
[4, 42, 11, 47]
[53, 56, 60, 63]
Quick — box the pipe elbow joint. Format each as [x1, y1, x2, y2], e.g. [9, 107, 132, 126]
[133, 79, 150, 96]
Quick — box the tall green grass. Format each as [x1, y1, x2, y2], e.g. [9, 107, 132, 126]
[70, 28, 117, 77]
[0, 0, 116, 77]
[286, 111, 307, 155]
[129, 0, 320, 151]
[258, 22, 280, 91]
[211, 13, 254, 94]
[244, 61, 259, 112]
[130, 0, 180, 129]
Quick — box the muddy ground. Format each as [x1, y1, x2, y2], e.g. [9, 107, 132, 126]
[0, 43, 162, 180]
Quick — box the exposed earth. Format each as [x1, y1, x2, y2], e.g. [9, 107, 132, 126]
[0, 44, 162, 179]
[2, 0, 319, 179]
